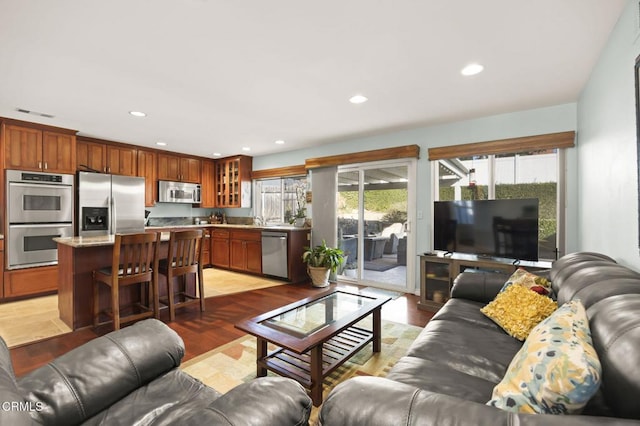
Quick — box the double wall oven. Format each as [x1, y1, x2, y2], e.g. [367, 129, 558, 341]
[6, 170, 74, 269]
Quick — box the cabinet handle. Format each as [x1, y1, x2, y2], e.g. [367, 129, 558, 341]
[44, 162, 48, 170]
[38, 161, 42, 169]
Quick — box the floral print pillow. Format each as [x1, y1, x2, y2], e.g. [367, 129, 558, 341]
[487, 300, 601, 414]
[501, 268, 552, 296]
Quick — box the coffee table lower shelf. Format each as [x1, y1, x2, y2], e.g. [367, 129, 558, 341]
[259, 325, 373, 390]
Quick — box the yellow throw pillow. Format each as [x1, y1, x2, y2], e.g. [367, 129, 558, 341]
[481, 284, 557, 341]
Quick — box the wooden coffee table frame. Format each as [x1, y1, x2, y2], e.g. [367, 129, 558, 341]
[235, 290, 391, 406]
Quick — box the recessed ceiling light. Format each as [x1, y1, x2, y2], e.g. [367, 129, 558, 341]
[275, 140, 285, 145]
[242, 147, 251, 152]
[129, 111, 146, 117]
[461, 63, 484, 76]
[349, 94, 368, 104]
[213, 152, 222, 157]
[156, 141, 167, 146]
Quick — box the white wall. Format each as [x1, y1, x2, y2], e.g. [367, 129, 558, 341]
[577, 0, 640, 269]
[254, 103, 577, 289]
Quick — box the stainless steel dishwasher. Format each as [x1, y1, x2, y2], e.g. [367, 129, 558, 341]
[261, 231, 288, 279]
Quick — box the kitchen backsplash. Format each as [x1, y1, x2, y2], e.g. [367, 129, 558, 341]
[147, 203, 252, 218]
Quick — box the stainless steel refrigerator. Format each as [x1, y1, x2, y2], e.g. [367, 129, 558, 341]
[77, 171, 146, 237]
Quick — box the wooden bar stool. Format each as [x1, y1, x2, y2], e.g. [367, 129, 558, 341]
[158, 229, 205, 321]
[93, 232, 160, 330]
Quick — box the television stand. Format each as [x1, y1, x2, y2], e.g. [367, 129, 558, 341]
[418, 252, 552, 312]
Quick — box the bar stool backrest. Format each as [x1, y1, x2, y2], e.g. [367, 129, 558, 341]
[113, 232, 160, 286]
[167, 229, 203, 273]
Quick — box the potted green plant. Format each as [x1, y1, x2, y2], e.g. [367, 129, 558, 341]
[302, 240, 344, 287]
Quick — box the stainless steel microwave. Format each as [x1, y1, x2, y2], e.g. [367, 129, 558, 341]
[158, 181, 201, 204]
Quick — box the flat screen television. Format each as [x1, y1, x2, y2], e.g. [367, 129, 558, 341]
[433, 198, 539, 261]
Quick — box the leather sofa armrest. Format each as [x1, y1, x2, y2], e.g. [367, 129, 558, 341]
[0, 338, 36, 426]
[18, 319, 184, 426]
[319, 377, 636, 426]
[450, 271, 510, 303]
[199, 377, 312, 426]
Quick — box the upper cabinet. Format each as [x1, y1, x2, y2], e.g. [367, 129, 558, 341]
[215, 155, 252, 208]
[106, 146, 137, 176]
[200, 159, 216, 208]
[77, 138, 137, 176]
[137, 149, 157, 207]
[3, 123, 76, 174]
[157, 153, 201, 183]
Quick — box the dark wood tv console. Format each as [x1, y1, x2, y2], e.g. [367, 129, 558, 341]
[418, 253, 552, 312]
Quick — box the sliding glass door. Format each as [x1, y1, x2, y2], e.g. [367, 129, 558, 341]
[336, 159, 415, 291]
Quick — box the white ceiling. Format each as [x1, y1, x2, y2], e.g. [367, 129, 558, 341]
[0, 0, 626, 159]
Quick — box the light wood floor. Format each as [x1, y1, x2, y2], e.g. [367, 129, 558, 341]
[0, 268, 286, 348]
[0, 295, 72, 348]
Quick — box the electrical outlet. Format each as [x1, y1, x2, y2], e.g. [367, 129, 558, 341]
[417, 210, 423, 219]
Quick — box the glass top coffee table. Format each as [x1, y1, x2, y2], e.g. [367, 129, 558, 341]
[235, 289, 391, 406]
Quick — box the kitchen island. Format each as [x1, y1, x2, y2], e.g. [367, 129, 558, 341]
[55, 233, 175, 330]
[55, 225, 311, 330]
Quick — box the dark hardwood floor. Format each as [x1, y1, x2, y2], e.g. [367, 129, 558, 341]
[10, 281, 433, 377]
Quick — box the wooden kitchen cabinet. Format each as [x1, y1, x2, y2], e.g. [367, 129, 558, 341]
[229, 229, 261, 274]
[3, 265, 58, 299]
[137, 149, 157, 207]
[211, 229, 230, 268]
[106, 145, 137, 176]
[3, 122, 76, 174]
[201, 227, 212, 267]
[77, 138, 137, 175]
[77, 139, 107, 172]
[214, 155, 252, 208]
[158, 153, 201, 183]
[200, 159, 216, 208]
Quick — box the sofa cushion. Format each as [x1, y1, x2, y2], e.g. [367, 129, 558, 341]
[555, 265, 640, 306]
[81, 369, 221, 425]
[431, 298, 504, 332]
[588, 294, 640, 419]
[402, 319, 522, 384]
[488, 300, 601, 415]
[481, 284, 557, 341]
[387, 356, 497, 403]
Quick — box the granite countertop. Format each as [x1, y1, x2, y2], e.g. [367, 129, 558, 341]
[54, 224, 310, 248]
[54, 233, 171, 248]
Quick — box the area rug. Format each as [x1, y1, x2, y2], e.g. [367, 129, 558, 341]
[180, 319, 422, 425]
[363, 258, 398, 272]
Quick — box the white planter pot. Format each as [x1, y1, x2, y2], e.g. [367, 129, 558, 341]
[294, 217, 305, 227]
[344, 269, 357, 278]
[308, 266, 330, 287]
